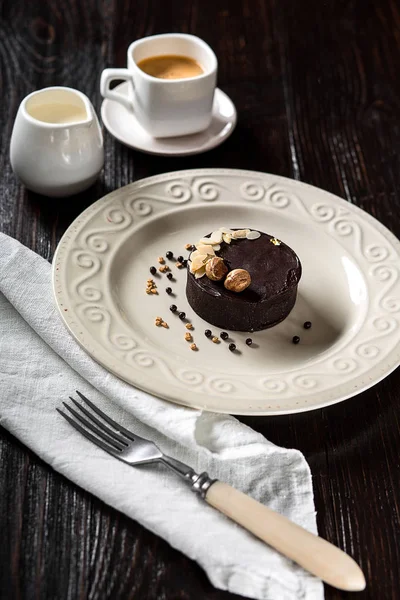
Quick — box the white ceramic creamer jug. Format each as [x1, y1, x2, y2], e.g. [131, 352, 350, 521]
[10, 87, 104, 197]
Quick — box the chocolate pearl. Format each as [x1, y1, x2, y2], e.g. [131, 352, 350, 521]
[292, 336, 300, 344]
[220, 332, 228, 340]
[182, 259, 188, 267]
[166, 251, 173, 259]
[177, 255, 184, 263]
[178, 312, 186, 320]
[246, 338, 253, 346]
[205, 329, 212, 338]
[229, 343, 236, 352]
[169, 304, 177, 313]
[166, 287, 172, 295]
[150, 266, 156, 275]
[167, 272, 173, 280]
[304, 321, 312, 329]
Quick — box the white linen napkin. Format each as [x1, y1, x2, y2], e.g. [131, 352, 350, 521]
[0, 232, 323, 600]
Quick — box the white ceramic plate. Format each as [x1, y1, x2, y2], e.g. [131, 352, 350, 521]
[53, 169, 400, 415]
[101, 83, 237, 156]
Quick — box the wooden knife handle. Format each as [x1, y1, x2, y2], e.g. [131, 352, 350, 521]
[206, 481, 366, 592]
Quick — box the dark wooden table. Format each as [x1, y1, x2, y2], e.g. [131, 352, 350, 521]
[1, 1, 400, 598]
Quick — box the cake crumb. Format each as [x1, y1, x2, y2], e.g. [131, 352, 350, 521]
[146, 279, 157, 294]
[155, 317, 168, 328]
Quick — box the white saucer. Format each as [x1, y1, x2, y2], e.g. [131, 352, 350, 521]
[101, 82, 237, 156]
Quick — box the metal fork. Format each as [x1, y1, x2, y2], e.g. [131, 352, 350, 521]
[58, 392, 365, 592]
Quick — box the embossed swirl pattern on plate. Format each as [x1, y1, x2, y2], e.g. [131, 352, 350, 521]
[55, 171, 400, 409]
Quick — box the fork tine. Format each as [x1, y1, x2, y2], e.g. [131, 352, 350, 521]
[62, 403, 125, 451]
[57, 409, 119, 456]
[76, 391, 136, 441]
[69, 398, 129, 446]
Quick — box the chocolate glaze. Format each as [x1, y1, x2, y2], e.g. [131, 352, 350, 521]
[186, 231, 302, 331]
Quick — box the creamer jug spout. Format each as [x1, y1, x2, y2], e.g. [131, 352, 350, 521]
[68, 90, 94, 128]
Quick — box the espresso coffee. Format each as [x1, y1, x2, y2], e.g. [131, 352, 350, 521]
[137, 54, 204, 80]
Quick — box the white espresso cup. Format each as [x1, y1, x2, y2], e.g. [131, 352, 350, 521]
[100, 34, 217, 138]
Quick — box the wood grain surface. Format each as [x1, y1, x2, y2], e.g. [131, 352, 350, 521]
[1, 0, 400, 598]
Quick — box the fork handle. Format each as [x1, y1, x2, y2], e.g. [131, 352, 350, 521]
[205, 481, 366, 592]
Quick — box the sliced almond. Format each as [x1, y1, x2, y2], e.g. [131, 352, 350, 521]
[189, 250, 202, 261]
[194, 266, 206, 278]
[212, 244, 221, 251]
[190, 254, 212, 272]
[199, 237, 222, 246]
[196, 244, 215, 255]
[189, 260, 198, 273]
[232, 229, 250, 239]
[219, 227, 233, 234]
[209, 231, 223, 244]
[222, 233, 232, 244]
[246, 230, 261, 240]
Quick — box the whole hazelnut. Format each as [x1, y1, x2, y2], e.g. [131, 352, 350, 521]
[224, 269, 251, 293]
[205, 256, 228, 281]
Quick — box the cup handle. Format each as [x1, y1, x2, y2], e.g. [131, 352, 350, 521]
[100, 68, 134, 111]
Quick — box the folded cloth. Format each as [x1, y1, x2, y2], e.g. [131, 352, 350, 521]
[0, 232, 323, 600]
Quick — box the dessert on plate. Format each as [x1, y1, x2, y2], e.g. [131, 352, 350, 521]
[186, 227, 302, 332]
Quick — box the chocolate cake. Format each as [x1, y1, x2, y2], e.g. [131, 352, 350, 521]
[186, 228, 302, 332]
